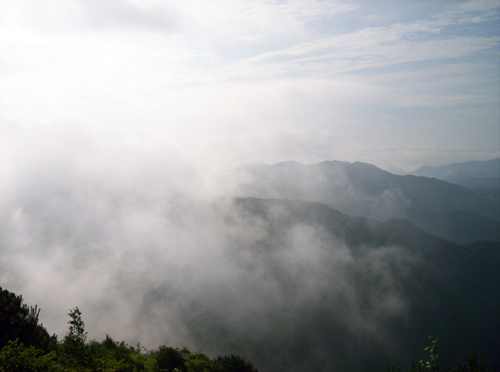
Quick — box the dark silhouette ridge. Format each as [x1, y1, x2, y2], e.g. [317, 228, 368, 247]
[232, 160, 500, 244]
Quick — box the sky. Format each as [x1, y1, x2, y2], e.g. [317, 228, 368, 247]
[1, 2, 500, 369]
[1, 0, 499, 173]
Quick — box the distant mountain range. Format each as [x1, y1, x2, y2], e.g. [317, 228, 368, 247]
[2, 154, 498, 372]
[412, 158, 500, 189]
[190, 197, 500, 372]
[228, 159, 500, 244]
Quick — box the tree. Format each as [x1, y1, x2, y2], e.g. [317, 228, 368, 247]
[63, 307, 88, 363]
[184, 351, 215, 372]
[0, 339, 63, 372]
[155, 346, 187, 372]
[103, 334, 119, 350]
[65, 307, 87, 345]
[0, 286, 56, 351]
[213, 355, 258, 372]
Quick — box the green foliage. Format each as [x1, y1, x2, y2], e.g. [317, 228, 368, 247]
[393, 337, 497, 372]
[155, 346, 187, 372]
[183, 350, 215, 372]
[66, 307, 88, 346]
[420, 336, 439, 371]
[213, 355, 258, 372]
[0, 286, 57, 351]
[103, 334, 120, 350]
[5, 286, 499, 372]
[86, 335, 149, 371]
[131, 353, 157, 372]
[0, 286, 261, 372]
[0, 339, 64, 372]
[92, 354, 137, 372]
[63, 306, 91, 365]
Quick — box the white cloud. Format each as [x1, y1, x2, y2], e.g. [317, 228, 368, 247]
[227, 22, 499, 79]
[175, 0, 357, 46]
[0, 3, 499, 368]
[445, 0, 500, 18]
[0, 0, 498, 171]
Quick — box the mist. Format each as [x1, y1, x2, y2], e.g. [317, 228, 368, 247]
[0, 127, 432, 371]
[1, 1, 499, 370]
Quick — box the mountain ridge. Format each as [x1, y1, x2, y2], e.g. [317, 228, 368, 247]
[230, 159, 500, 244]
[209, 196, 500, 372]
[412, 158, 500, 189]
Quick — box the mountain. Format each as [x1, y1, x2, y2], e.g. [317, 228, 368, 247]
[229, 160, 500, 244]
[412, 158, 500, 189]
[185, 197, 500, 372]
[2, 196, 498, 371]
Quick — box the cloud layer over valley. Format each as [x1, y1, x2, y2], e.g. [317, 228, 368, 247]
[0, 130, 411, 355]
[1, 2, 499, 371]
[1, 129, 499, 371]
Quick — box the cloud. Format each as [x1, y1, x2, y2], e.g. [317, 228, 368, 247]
[230, 22, 499, 79]
[81, 0, 180, 32]
[176, 0, 357, 46]
[0, 0, 180, 34]
[442, 0, 500, 21]
[0, 0, 498, 190]
[0, 127, 424, 371]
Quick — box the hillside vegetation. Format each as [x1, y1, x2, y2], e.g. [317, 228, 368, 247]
[1, 286, 496, 371]
[2, 159, 500, 372]
[0, 286, 258, 372]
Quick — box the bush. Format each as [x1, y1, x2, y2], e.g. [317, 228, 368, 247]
[389, 337, 497, 372]
[0, 286, 57, 351]
[0, 340, 64, 372]
[184, 351, 215, 372]
[155, 346, 187, 372]
[213, 355, 258, 372]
